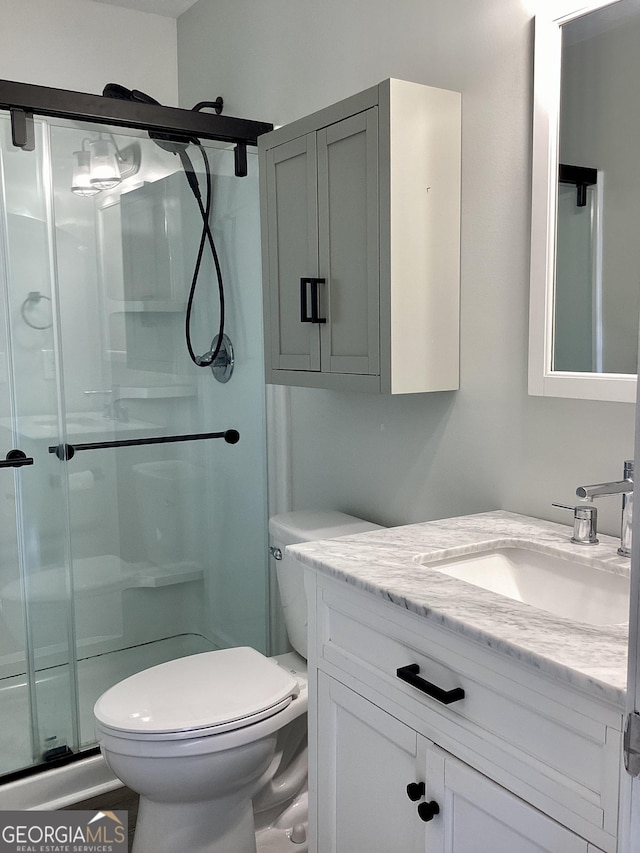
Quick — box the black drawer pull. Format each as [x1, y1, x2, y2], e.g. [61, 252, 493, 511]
[396, 663, 465, 705]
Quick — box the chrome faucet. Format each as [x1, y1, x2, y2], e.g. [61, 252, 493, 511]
[576, 460, 634, 557]
[552, 503, 599, 545]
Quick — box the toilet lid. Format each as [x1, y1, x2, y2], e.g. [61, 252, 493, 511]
[94, 647, 299, 736]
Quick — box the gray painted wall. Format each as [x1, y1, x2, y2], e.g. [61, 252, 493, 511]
[177, 0, 636, 537]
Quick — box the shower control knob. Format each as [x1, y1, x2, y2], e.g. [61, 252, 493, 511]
[417, 800, 440, 822]
[406, 782, 425, 801]
[269, 546, 283, 560]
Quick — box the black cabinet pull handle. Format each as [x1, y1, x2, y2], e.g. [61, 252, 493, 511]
[396, 663, 465, 705]
[417, 800, 440, 822]
[406, 782, 425, 802]
[0, 449, 34, 468]
[300, 278, 326, 324]
[300, 278, 310, 323]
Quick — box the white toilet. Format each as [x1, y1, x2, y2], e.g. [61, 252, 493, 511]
[93, 510, 382, 853]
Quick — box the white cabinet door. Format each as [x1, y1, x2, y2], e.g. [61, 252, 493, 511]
[315, 673, 598, 853]
[424, 744, 591, 853]
[316, 673, 423, 853]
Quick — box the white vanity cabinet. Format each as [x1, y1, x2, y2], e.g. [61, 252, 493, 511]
[318, 675, 599, 853]
[258, 78, 461, 394]
[306, 573, 621, 853]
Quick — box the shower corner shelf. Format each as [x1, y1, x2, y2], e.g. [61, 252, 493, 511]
[116, 300, 187, 313]
[127, 562, 204, 589]
[117, 385, 196, 399]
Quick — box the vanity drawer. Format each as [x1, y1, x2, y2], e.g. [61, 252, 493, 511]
[313, 578, 622, 852]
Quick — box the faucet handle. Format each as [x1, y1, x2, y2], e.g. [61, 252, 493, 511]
[552, 503, 599, 546]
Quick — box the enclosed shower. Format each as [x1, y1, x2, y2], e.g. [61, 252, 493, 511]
[0, 80, 272, 781]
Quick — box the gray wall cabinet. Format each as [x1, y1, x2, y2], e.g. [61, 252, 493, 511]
[259, 79, 461, 394]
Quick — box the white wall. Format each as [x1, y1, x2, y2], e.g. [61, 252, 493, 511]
[0, 0, 178, 104]
[177, 0, 636, 537]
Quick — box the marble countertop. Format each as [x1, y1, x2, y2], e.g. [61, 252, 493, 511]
[288, 511, 630, 708]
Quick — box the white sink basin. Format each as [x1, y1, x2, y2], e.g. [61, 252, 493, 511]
[418, 546, 629, 626]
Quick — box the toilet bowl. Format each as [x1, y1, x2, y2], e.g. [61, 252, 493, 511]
[95, 646, 306, 853]
[94, 511, 382, 853]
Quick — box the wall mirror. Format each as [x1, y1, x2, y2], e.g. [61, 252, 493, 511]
[529, 0, 640, 403]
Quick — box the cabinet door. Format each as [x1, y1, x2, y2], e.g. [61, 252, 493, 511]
[316, 673, 423, 853]
[317, 108, 380, 376]
[265, 134, 320, 371]
[424, 745, 590, 853]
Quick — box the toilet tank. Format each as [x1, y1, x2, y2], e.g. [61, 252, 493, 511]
[269, 510, 383, 659]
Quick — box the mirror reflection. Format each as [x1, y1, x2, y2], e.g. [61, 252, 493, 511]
[556, 0, 640, 375]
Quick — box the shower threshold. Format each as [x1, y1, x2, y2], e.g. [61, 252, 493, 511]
[0, 633, 215, 781]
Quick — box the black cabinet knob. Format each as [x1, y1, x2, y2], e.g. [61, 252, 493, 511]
[406, 782, 425, 801]
[417, 800, 440, 822]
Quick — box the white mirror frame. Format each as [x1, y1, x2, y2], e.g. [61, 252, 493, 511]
[529, 0, 637, 404]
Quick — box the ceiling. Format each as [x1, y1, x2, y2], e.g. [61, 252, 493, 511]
[90, 0, 199, 18]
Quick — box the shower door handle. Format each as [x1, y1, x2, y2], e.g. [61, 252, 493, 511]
[0, 449, 34, 468]
[48, 429, 240, 461]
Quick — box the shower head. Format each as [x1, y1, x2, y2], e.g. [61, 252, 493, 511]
[102, 83, 227, 373]
[102, 83, 196, 153]
[102, 82, 160, 106]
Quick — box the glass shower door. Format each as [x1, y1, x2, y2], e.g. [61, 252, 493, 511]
[0, 112, 79, 776]
[0, 111, 269, 777]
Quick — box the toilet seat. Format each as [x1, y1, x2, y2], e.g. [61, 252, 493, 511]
[94, 647, 299, 741]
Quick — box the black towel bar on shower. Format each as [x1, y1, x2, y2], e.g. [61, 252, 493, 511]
[48, 429, 240, 461]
